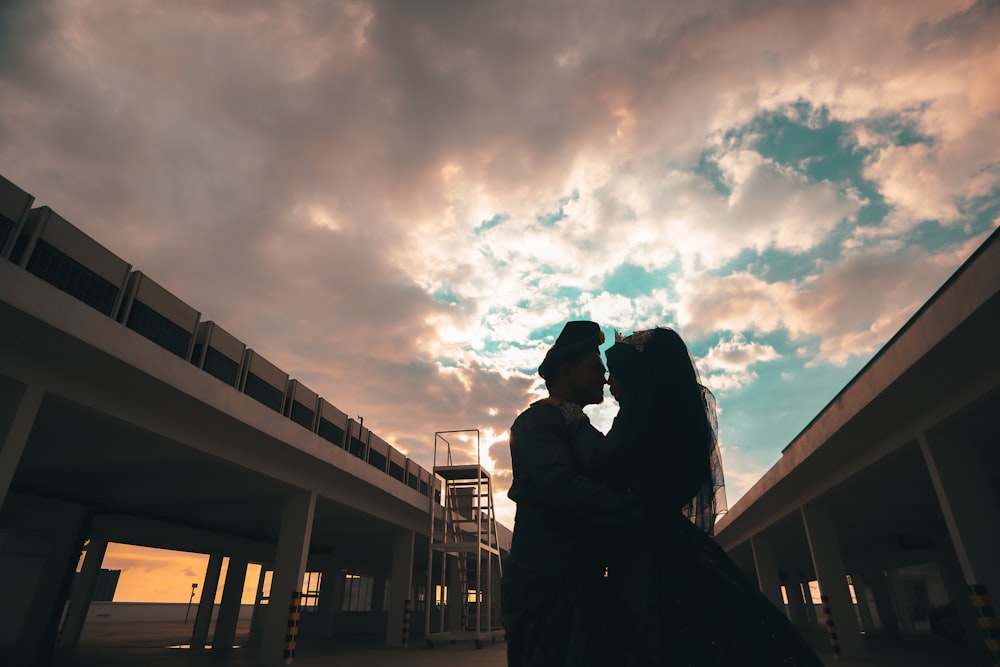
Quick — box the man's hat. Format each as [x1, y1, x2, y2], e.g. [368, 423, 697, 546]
[538, 320, 605, 380]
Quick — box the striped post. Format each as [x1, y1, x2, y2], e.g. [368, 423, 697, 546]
[283, 592, 301, 664]
[402, 598, 412, 647]
[970, 584, 1000, 666]
[820, 595, 840, 656]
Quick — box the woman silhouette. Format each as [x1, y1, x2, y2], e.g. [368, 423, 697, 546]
[584, 327, 824, 666]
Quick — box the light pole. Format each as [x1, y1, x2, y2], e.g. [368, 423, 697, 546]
[184, 582, 198, 623]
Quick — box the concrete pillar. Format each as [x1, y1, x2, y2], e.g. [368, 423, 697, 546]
[213, 556, 247, 649]
[0, 383, 44, 509]
[802, 580, 822, 628]
[937, 545, 985, 648]
[250, 563, 268, 634]
[372, 576, 387, 613]
[331, 570, 347, 613]
[864, 564, 901, 639]
[385, 530, 414, 647]
[259, 490, 316, 666]
[56, 536, 108, 651]
[751, 534, 784, 609]
[886, 567, 916, 634]
[849, 573, 875, 633]
[191, 553, 224, 647]
[312, 565, 338, 639]
[12, 503, 89, 667]
[919, 430, 1000, 638]
[801, 502, 864, 658]
[249, 565, 268, 634]
[786, 580, 811, 630]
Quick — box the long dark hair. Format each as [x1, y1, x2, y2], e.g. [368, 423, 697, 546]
[608, 328, 726, 532]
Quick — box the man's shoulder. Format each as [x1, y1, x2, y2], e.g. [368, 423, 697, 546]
[511, 401, 563, 432]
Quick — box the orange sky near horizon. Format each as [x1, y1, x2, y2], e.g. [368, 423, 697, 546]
[99, 543, 263, 605]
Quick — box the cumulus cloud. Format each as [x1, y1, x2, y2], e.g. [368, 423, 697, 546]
[698, 334, 780, 392]
[678, 234, 991, 365]
[2, 0, 997, 546]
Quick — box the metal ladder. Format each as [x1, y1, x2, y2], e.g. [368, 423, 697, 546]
[425, 430, 504, 649]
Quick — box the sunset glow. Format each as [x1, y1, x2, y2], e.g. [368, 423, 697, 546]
[2, 0, 997, 601]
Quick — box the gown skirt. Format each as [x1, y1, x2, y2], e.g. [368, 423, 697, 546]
[611, 513, 825, 667]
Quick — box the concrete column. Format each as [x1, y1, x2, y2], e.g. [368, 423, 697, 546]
[919, 431, 1000, 623]
[801, 502, 864, 658]
[372, 576, 387, 613]
[191, 554, 224, 647]
[751, 534, 784, 609]
[12, 503, 89, 667]
[312, 565, 338, 639]
[331, 570, 347, 613]
[864, 564, 901, 639]
[801, 580, 822, 629]
[849, 574, 875, 633]
[886, 567, 915, 634]
[213, 556, 247, 649]
[385, 530, 414, 647]
[250, 563, 268, 634]
[56, 536, 108, 651]
[786, 580, 811, 630]
[259, 490, 316, 666]
[0, 383, 44, 509]
[249, 565, 268, 634]
[937, 546, 985, 648]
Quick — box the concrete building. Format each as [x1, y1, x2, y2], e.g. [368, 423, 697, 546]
[715, 226, 1000, 663]
[0, 175, 511, 666]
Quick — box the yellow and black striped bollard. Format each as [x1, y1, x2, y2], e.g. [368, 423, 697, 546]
[283, 592, 301, 664]
[970, 584, 1000, 667]
[402, 599, 411, 647]
[820, 595, 840, 656]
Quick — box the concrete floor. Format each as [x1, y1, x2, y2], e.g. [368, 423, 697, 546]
[51, 620, 994, 666]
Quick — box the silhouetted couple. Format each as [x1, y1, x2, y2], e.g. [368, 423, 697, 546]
[501, 321, 822, 666]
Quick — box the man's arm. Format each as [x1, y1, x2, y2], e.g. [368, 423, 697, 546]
[508, 405, 636, 528]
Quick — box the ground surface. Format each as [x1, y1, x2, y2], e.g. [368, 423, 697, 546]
[50, 620, 993, 666]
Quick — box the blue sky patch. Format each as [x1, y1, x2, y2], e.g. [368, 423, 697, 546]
[475, 213, 510, 235]
[432, 286, 461, 305]
[527, 322, 566, 342]
[863, 107, 935, 147]
[537, 208, 566, 227]
[601, 262, 673, 295]
[714, 350, 869, 459]
[695, 151, 731, 197]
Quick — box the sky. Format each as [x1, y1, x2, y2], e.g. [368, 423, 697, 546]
[3, 0, 999, 601]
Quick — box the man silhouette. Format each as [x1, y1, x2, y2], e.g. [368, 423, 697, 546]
[501, 321, 637, 667]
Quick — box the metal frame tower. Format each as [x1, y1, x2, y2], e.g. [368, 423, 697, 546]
[424, 429, 504, 649]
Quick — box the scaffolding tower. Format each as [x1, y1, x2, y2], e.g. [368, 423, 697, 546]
[425, 430, 504, 649]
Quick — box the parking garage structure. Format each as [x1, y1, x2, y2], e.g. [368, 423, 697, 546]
[715, 226, 1000, 663]
[0, 174, 511, 666]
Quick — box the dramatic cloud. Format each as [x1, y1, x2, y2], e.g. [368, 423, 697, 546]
[699, 335, 781, 392]
[2, 0, 997, 597]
